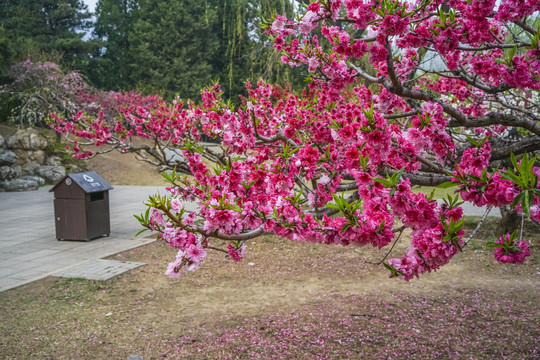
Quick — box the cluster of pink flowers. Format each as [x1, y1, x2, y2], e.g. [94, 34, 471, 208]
[493, 233, 531, 264]
[165, 240, 207, 278]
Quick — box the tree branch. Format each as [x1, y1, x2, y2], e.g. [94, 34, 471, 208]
[384, 169, 452, 186]
[447, 112, 540, 136]
[490, 136, 540, 160]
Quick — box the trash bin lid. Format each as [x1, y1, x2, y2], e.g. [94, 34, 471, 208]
[50, 171, 114, 193]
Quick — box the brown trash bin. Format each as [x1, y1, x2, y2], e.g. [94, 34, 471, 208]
[50, 171, 113, 241]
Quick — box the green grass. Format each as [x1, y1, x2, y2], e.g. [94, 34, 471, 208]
[413, 185, 461, 200]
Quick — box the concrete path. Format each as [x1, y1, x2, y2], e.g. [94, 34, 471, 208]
[0, 186, 168, 292]
[0, 185, 500, 292]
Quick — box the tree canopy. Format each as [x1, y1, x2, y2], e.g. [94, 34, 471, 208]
[0, 0, 96, 70]
[88, 0, 303, 99]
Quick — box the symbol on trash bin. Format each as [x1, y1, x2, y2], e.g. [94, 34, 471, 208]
[83, 174, 95, 182]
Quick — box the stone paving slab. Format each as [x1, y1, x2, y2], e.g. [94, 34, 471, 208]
[53, 259, 146, 281]
[0, 186, 174, 292]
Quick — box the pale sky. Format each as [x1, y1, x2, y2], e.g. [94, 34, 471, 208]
[83, 0, 98, 13]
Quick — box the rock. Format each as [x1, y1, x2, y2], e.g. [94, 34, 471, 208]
[0, 166, 17, 181]
[28, 150, 46, 165]
[67, 164, 84, 173]
[7, 128, 48, 150]
[162, 148, 185, 164]
[35, 165, 66, 183]
[0, 135, 4, 148]
[22, 162, 40, 175]
[12, 149, 28, 164]
[14, 150, 46, 165]
[1, 178, 39, 191]
[19, 175, 45, 186]
[0, 149, 18, 166]
[12, 165, 22, 177]
[45, 155, 63, 166]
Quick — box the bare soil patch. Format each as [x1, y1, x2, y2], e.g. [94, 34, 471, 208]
[86, 147, 166, 186]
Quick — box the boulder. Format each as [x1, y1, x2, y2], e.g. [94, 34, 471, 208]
[28, 150, 46, 165]
[0, 135, 4, 148]
[12, 149, 28, 164]
[35, 165, 66, 183]
[45, 155, 63, 166]
[1, 178, 39, 191]
[7, 128, 49, 150]
[0, 149, 17, 166]
[19, 175, 45, 186]
[21, 162, 41, 175]
[67, 164, 84, 174]
[14, 149, 46, 165]
[0, 166, 17, 181]
[12, 165, 22, 177]
[163, 148, 185, 164]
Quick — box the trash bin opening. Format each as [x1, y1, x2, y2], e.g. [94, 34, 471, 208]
[90, 192, 105, 201]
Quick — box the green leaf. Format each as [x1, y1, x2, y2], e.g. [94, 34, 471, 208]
[383, 262, 404, 277]
[437, 181, 457, 189]
[523, 190, 530, 217]
[510, 152, 519, 170]
[500, 171, 524, 188]
[325, 203, 341, 210]
[486, 243, 506, 249]
[509, 45, 517, 60]
[440, 213, 449, 233]
[135, 228, 148, 236]
[510, 193, 523, 209]
[394, 167, 405, 183]
[519, 153, 530, 187]
[373, 178, 393, 187]
[467, 174, 483, 183]
[464, 134, 479, 147]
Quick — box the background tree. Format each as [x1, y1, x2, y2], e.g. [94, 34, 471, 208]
[1, 60, 89, 128]
[84, 0, 140, 90]
[89, 0, 303, 100]
[0, 0, 97, 71]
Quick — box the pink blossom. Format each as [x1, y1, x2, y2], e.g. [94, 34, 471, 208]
[494, 234, 531, 264]
[170, 199, 183, 213]
[228, 243, 247, 262]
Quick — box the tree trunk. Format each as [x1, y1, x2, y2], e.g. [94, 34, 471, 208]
[496, 207, 521, 237]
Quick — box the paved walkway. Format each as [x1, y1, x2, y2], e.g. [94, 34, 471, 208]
[0, 186, 168, 292]
[0, 185, 500, 292]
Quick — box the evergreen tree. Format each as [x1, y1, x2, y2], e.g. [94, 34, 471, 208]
[85, 0, 139, 90]
[90, 0, 304, 101]
[0, 0, 96, 70]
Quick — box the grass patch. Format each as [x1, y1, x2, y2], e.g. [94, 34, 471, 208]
[413, 185, 460, 200]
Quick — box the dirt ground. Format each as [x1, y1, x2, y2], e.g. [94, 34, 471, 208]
[86, 147, 165, 186]
[0, 218, 539, 359]
[1, 125, 539, 359]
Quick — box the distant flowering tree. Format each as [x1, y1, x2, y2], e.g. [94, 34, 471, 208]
[51, 0, 539, 281]
[1, 59, 88, 127]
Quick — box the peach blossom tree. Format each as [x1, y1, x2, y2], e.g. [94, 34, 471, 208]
[51, 0, 539, 280]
